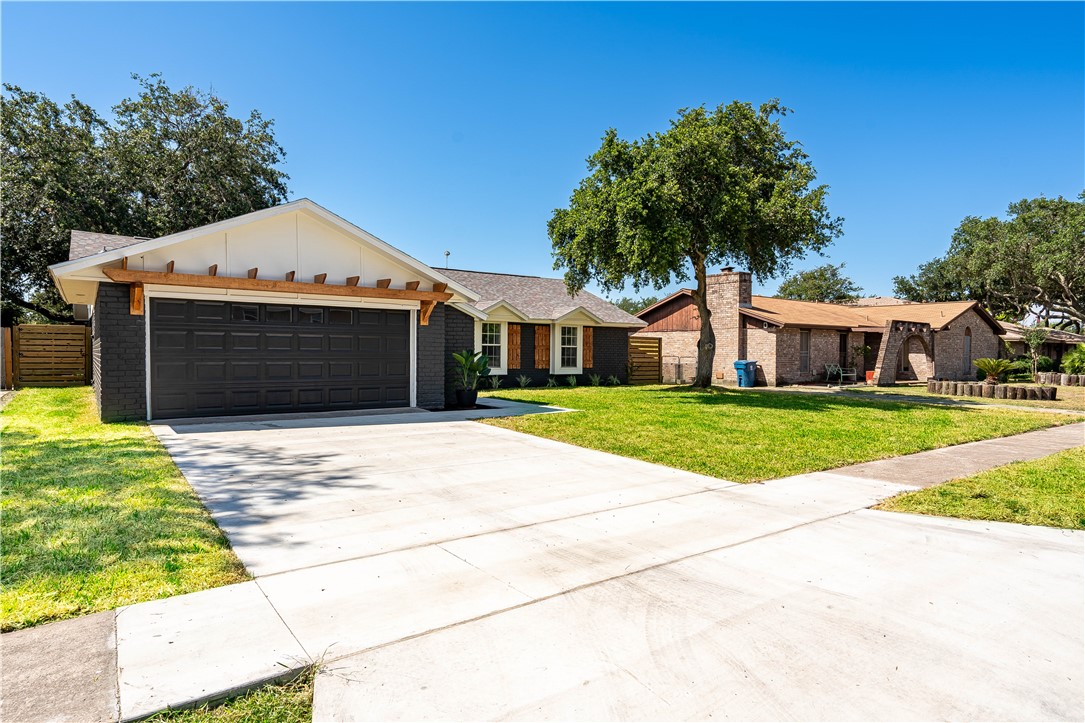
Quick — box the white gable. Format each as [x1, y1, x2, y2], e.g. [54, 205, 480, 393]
[50, 200, 477, 306]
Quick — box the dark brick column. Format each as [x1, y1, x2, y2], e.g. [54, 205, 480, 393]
[415, 304, 446, 409]
[92, 283, 147, 421]
[443, 306, 475, 406]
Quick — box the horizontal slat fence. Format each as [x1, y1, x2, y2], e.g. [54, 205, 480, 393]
[628, 336, 663, 384]
[13, 324, 91, 387]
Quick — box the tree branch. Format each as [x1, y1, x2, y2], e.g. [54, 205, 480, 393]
[5, 295, 75, 323]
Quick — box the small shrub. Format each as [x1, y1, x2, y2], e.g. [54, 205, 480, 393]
[565, 375, 578, 387]
[516, 374, 532, 388]
[545, 377, 558, 388]
[588, 373, 602, 386]
[486, 375, 503, 389]
[1035, 355, 1054, 373]
[606, 375, 622, 386]
[973, 357, 1016, 383]
[1061, 344, 1085, 375]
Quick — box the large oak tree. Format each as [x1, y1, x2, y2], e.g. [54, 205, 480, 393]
[893, 194, 1084, 330]
[549, 100, 842, 387]
[1, 74, 288, 324]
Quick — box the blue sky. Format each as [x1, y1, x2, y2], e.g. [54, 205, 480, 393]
[3, 2, 1082, 299]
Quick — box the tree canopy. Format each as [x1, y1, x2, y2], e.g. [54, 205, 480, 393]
[1, 74, 289, 323]
[609, 295, 661, 315]
[893, 194, 1084, 330]
[775, 263, 861, 302]
[549, 100, 842, 386]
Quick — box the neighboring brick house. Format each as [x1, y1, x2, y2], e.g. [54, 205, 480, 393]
[634, 269, 1004, 386]
[48, 199, 643, 421]
[999, 322, 1085, 370]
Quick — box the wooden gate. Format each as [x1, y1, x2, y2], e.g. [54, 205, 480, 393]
[12, 325, 91, 388]
[628, 336, 663, 384]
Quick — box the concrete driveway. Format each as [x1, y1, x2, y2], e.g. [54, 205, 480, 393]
[144, 410, 1084, 721]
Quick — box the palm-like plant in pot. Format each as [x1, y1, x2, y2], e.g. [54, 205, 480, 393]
[451, 349, 490, 407]
[973, 357, 1015, 384]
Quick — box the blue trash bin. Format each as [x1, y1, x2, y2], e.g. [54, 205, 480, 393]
[734, 360, 758, 388]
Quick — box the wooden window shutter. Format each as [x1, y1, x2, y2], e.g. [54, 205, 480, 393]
[508, 324, 521, 369]
[583, 327, 594, 368]
[534, 325, 550, 369]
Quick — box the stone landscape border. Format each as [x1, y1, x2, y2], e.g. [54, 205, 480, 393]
[1035, 372, 1085, 387]
[926, 379, 1058, 400]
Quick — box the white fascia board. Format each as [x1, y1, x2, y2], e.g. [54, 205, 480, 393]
[47, 198, 480, 304]
[554, 306, 607, 325]
[451, 302, 489, 320]
[480, 300, 532, 320]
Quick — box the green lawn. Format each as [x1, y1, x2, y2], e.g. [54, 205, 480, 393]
[483, 385, 1069, 482]
[877, 447, 1085, 529]
[149, 670, 314, 723]
[1, 388, 247, 631]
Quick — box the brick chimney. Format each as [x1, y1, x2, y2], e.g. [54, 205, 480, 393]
[706, 268, 753, 381]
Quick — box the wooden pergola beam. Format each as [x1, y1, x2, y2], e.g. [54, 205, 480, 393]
[103, 268, 454, 303]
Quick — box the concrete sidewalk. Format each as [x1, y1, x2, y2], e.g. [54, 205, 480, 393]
[3, 421, 1082, 722]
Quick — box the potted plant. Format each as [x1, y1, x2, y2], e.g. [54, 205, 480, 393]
[450, 349, 490, 408]
[973, 357, 1015, 384]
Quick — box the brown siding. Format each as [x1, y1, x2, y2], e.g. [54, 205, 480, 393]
[534, 325, 550, 369]
[640, 295, 700, 332]
[508, 323, 522, 370]
[583, 326, 594, 368]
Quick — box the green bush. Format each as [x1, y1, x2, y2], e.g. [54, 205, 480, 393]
[588, 373, 602, 386]
[606, 375, 622, 386]
[1062, 344, 1085, 375]
[1036, 355, 1054, 373]
[973, 357, 1016, 383]
[565, 375, 578, 387]
[516, 374, 532, 388]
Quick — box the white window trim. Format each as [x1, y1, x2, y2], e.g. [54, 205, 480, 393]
[474, 320, 507, 376]
[551, 324, 583, 375]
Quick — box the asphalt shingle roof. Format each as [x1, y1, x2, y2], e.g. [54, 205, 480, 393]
[68, 231, 147, 261]
[442, 269, 645, 326]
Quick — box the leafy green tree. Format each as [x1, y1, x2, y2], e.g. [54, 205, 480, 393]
[894, 194, 1085, 330]
[775, 263, 861, 302]
[610, 295, 661, 315]
[1020, 325, 1050, 378]
[1, 75, 289, 324]
[549, 100, 842, 387]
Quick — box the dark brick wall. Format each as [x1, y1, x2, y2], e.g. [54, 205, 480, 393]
[415, 304, 446, 409]
[444, 306, 475, 406]
[92, 283, 146, 422]
[509, 323, 552, 386]
[590, 326, 630, 382]
[493, 324, 631, 388]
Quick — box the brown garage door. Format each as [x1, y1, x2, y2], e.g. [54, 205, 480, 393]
[150, 298, 410, 419]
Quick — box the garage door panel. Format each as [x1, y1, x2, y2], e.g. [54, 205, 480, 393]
[150, 299, 411, 419]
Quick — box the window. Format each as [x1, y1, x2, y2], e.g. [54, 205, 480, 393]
[560, 326, 578, 368]
[481, 322, 502, 364]
[799, 330, 811, 373]
[231, 305, 258, 322]
[963, 327, 972, 372]
[299, 308, 324, 324]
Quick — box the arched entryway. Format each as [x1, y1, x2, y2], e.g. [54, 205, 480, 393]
[895, 334, 934, 381]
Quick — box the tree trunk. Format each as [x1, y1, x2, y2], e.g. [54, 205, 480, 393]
[690, 257, 716, 388]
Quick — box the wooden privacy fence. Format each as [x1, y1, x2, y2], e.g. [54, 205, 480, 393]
[12, 325, 91, 388]
[628, 336, 663, 384]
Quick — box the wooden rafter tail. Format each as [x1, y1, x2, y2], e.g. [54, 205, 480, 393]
[285, 270, 295, 282]
[432, 282, 448, 293]
[208, 264, 218, 277]
[130, 283, 145, 316]
[376, 278, 391, 289]
[102, 268, 455, 302]
[121, 256, 128, 270]
[419, 300, 436, 326]
[405, 281, 420, 291]
[314, 273, 327, 284]
[345, 276, 360, 287]
[247, 267, 259, 279]
[166, 260, 175, 274]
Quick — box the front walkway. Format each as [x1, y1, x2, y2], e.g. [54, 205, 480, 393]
[3, 419, 1082, 722]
